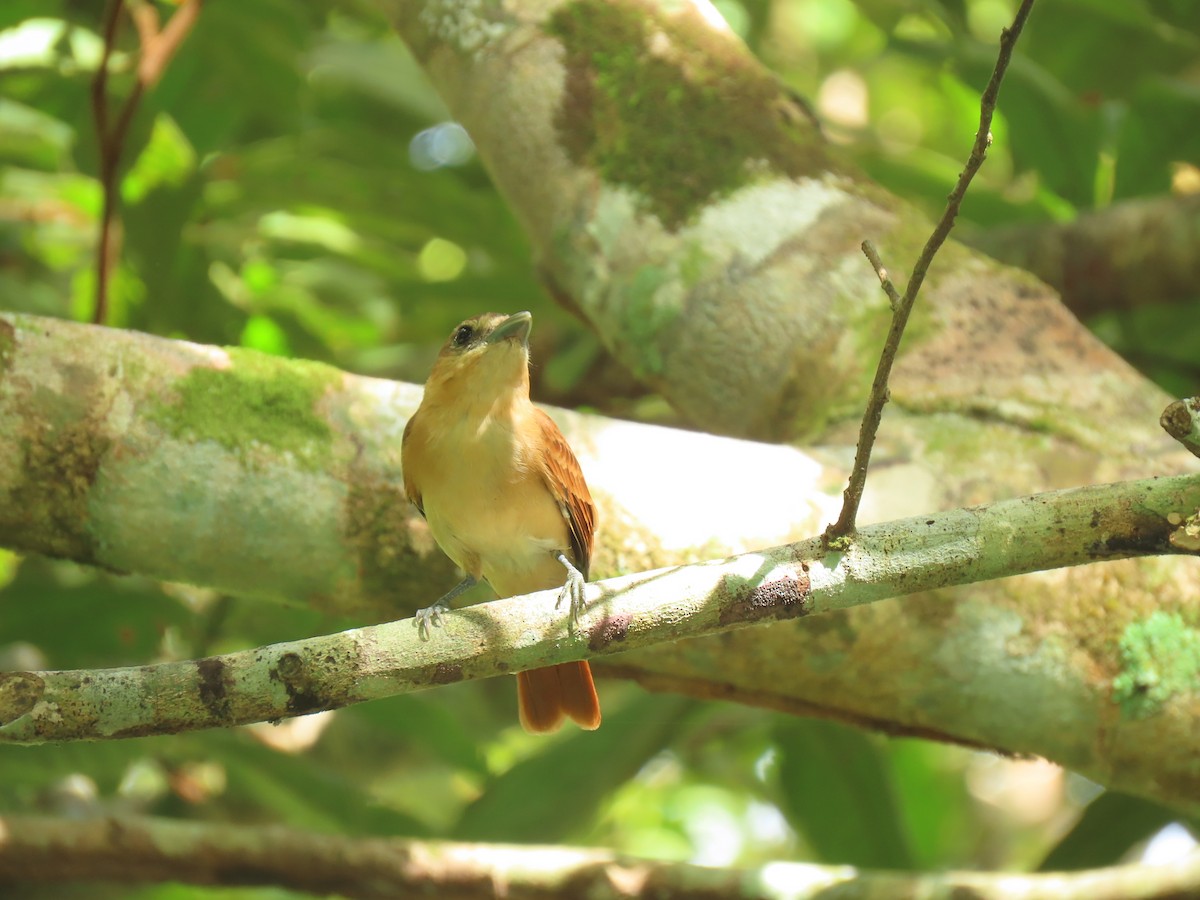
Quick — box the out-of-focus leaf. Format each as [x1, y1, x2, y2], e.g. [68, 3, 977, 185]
[307, 32, 449, 122]
[341, 693, 488, 778]
[1113, 78, 1200, 201]
[957, 49, 1101, 207]
[0, 560, 192, 668]
[122, 115, 197, 204]
[455, 695, 694, 842]
[200, 729, 428, 837]
[1038, 791, 1193, 870]
[0, 739, 150, 806]
[887, 740, 975, 868]
[0, 98, 72, 168]
[774, 718, 914, 869]
[1021, 0, 1198, 98]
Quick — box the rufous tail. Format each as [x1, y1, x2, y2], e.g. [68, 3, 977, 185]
[517, 661, 601, 733]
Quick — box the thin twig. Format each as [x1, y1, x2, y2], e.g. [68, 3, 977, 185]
[90, 0, 124, 327]
[861, 240, 901, 310]
[89, 0, 203, 326]
[823, 0, 1037, 546]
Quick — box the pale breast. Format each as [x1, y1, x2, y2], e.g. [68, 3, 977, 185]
[418, 414, 572, 598]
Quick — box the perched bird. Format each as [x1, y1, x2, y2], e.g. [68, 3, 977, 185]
[401, 311, 601, 733]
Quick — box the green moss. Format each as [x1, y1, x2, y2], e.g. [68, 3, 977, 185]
[5, 364, 113, 566]
[7, 417, 110, 565]
[546, 0, 828, 231]
[152, 348, 339, 471]
[0, 318, 14, 372]
[417, 0, 510, 57]
[623, 264, 677, 376]
[345, 477, 423, 605]
[1112, 612, 1200, 719]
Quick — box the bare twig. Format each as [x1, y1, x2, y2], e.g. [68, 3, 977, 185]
[823, 0, 1037, 546]
[89, 0, 203, 326]
[90, 0, 125, 327]
[861, 239, 901, 310]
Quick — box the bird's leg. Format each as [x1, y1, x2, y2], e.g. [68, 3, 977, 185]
[414, 575, 476, 641]
[553, 551, 588, 629]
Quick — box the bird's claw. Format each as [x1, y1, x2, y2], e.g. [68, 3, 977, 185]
[414, 602, 447, 641]
[555, 568, 588, 630]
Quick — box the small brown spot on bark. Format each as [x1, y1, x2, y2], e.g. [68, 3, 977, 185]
[430, 663, 463, 685]
[719, 572, 812, 626]
[195, 657, 232, 720]
[589, 613, 632, 651]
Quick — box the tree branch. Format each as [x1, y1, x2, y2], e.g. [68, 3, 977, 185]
[3, 813, 1199, 900]
[969, 193, 1200, 318]
[2, 472, 1196, 745]
[3, 312, 1199, 807]
[824, 0, 1036, 543]
[1162, 397, 1200, 461]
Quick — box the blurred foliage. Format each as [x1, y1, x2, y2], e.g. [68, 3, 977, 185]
[2, 1, 1200, 897]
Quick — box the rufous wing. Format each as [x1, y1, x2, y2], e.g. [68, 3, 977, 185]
[532, 407, 595, 576]
[400, 413, 425, 517]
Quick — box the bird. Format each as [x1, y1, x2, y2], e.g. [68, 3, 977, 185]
[401, 310, 601, 733]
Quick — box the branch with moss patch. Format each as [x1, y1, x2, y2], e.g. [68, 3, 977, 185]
[4, 812, 1200, 899]
[2, 473, 1197, 750]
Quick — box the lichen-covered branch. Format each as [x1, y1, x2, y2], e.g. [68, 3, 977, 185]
[4, 312, 1200, 809]
[0, 311, 830, 618]
[0, 312, 446, 617]
[378, 0, 1162, 452]
[3, 813, 1200, 900]
[3, 472, 1199, 806]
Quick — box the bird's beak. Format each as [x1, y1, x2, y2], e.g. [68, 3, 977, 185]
[486, 311, 533, 347]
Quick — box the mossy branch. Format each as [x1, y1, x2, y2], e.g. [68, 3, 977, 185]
[3, 473, 1197, 748]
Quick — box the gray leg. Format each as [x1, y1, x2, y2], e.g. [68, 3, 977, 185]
[414, 575, 476, 641]
[553, 551, 588, 628]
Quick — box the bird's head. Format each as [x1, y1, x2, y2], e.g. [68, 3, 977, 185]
[422, 310, 533, 411]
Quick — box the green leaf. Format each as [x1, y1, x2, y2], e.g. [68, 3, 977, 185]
[774, 718, 914, 869]
[343, 693, 487, 778]
[1038, 791, 1193, 870]
[454, 695, 694, 842]
[121, 114, 198, 205]
[0, 559, 193, 668]
[199, 729, 428, 837]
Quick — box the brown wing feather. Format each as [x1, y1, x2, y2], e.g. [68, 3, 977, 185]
[532, 408, 594, 578]
[401, 413, 424, 517]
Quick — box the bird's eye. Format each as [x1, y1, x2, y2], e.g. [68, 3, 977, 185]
[452, 324, 474, 347]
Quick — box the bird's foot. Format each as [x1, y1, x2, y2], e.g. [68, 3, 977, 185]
[413, 576, 477, 641]
[414, 600, 447, 641]
[554, 562, 588, 630]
